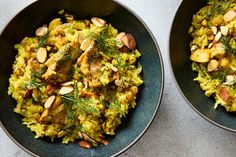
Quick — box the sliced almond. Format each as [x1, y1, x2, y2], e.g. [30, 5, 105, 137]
[224, 10, 236, 22]
[116, 32, 126, 48]
[91, 17, 106, 27]
[220, 26, 228, 36]
[121, 33, 136, 50]
[111, 66, 118, 72]
[101, 139, 108, 145]
[191, 45, 198, 51]
[35, 26, 48, 36]
[214, 32, 222, 42]
[207, 59, 219, 72]
[208, 42, 214, 49]
[80, 38, 94, 51]
[44, 95, 56, 108]
[57, 130, 67, 138]
[36, 47, 47, 63]
[59, 86, 74, 95]
[211, 26, 217, 35]
[223, 75, 236, 85]
[61, 81, 74, 86]
[116, 32, 126, 41]
[79, 141, 92, 149]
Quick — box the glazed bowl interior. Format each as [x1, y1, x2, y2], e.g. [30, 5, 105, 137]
[170, 0, 236, 131]
[0, 0, 163, 156]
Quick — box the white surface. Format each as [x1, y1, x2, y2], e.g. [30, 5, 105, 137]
[1, 0, 236, 157]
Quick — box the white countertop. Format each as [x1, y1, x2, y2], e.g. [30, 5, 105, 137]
[1, 0, 236, 157]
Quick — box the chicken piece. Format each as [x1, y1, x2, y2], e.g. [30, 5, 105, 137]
[42, 44, 80, 83]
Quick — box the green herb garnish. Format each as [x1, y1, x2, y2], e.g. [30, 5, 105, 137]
[36, 33, 49, 49]
[87, 26, 119, 57]
[222, 36, 236, 54]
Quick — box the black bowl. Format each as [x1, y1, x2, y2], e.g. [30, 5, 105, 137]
[0, 0, 164, 156]
[169, 0, 236, 132]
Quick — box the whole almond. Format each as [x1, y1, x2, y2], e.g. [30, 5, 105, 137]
[37, 47, 47, 63]
[44, 95, 56, 108]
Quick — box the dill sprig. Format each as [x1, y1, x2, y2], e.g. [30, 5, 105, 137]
[222, 36, 236, 54]
[109, 97, 125, 116]
[87, 26, 119, 57]
[36, 33, 49, 49]
[62, 83, 100, 116]
[26, 69, 45, 89]
[206, 1, 231, 18]
[210, 69, 227, 82]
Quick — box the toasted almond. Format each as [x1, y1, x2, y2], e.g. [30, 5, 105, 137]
[223, 75, 236, 85]
[208, 42, 214, 49]
[61, 81, 74, 86]
[211, 26, 217, 35]
[101, 139, 109, 145]
[116, 32, 126, 48]
[121, 33, 136, 50]
[111, 66, 118, 72]
[44, 95, 56, 108]
[224, 10, 236, 22]
[191, 45, 198, 51]
[59, 86, 74, 95]
[116, 32, 126, 41]
[80, 38, 94, 51]
[220, 26, 228, 36]
[79, 141, 92, 149]
[35, 26, 48, 36]
[207, 59, 219, 72]
[91, 17, 106, 27]
[57, 130, 67, 138]
[36, 47, 47, 63]
[214, 32, 222, 42]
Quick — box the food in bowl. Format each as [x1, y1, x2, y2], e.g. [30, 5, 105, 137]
[8, 12, 143, 148]
[189, 0, 236, 112]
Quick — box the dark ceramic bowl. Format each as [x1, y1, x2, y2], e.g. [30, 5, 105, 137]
[169, 0, 236, 132]
[0, 0, 164, 156]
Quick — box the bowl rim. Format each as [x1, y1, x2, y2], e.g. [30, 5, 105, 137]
[168, 0, 236, 133]
[0, 0, 164, 156]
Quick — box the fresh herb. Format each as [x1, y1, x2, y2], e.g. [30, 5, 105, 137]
[222, 36, 236, 54]
[211, 69, 227, 82]
[87, 26, 119, 57]
[206, 1, 231, 18]
[62, 83, 100, 116]
[36, 34, 48, 49]
[26, 69, 45, 89]
[109, 97, 125, 116]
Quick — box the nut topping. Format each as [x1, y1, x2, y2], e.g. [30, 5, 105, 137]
[91, 17, 106, 27]
[224, 10, 236, 22]
[121, 33, 136, 50]
[35, 26, 48, 36]
[59, 86, 74, 95]
[36, 47, 47, 63]
[44, 95, 56, 108]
